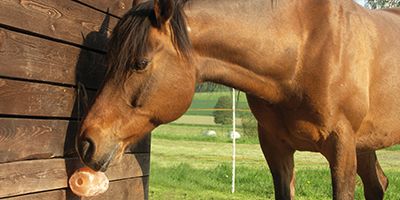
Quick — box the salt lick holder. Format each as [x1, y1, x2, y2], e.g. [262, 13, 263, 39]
[69, 167, 109, 197]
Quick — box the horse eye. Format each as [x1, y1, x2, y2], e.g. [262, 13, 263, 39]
[132, 59, 150, 71]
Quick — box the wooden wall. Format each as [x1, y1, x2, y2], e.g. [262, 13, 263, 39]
[0, 0, 150, 199]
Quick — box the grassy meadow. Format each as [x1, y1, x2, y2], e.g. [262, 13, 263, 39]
[149, 91, 400, 199]
[149, 135, 400, 199]
[185, 92, 250, 116]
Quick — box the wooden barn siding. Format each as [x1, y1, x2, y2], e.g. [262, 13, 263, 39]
[0, 118, 151, 163]
[0, 0, 148, 199]
[0, 174, 150, 200]
[76, 0, 136, 17]
[0, 154, 149, 198]
[0, 0, 119, 52]
[0, 78, 79, 118]
[0, 78, 100, 118]
[0, 28, 105, 88]
[3, 177, 149, 200]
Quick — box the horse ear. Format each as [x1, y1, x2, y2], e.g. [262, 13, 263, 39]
[153, 0, 174, 26]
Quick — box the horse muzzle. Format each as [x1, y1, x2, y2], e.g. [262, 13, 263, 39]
[76, 132, 118, 172]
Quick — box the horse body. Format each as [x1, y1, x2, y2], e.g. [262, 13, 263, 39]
[76, 0, 400, 199]
[187, 2, 400, 198]
[188, 0, 400, 152]
[356, 7, 400, 150]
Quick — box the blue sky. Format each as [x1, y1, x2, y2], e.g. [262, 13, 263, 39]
[355, 0, 366, 6]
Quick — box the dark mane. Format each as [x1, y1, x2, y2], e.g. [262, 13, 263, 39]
[106, 0, 191, 79]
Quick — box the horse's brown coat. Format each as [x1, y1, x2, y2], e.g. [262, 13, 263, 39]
[77, 0, 400, 199]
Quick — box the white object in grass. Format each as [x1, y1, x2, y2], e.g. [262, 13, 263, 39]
[203, 130, 217, 137]
[229, 131, 241, 140]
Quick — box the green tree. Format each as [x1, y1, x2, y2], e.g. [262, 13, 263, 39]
[213, 96, 232, 125]
[365, 0, 400, 9]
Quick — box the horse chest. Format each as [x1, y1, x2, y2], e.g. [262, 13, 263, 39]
[254, 111, 328, 152]
[278, 108, 332, 152]
[248, 96, 332, 151]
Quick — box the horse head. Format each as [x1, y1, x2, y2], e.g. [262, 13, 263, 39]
[76, 0, 195, 171]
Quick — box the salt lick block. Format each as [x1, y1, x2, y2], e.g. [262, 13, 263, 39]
[69, 167, 109, 197]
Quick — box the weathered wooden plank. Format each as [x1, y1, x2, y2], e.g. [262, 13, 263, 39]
[77, 0, 135, 18]
[0, 118, 151, 164]
[126, 134, 151, 154]
[2, 177, 148, 200]
[0, 28, 106, 88]
[102, 155, 149, 182]
[0, 78, 76, 117]
[0, 78, 98, 117]
[2, 190, 67, 200]
[0, 154, 150, 198]
[0, 0, 118, 51]
[0, 118, 76, 163]
[84, 177, 149, 200]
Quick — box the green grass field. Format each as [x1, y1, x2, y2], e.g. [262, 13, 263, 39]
[149, 136, 400, 200]
[152, 123, 259, 144]
[186, 92, 250, 116]
[149, 91, 400, 199]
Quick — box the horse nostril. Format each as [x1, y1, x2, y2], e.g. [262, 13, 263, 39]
[79, 137, 95, 161]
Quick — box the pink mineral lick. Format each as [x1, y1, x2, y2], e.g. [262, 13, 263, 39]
[69, 167, 109, 197]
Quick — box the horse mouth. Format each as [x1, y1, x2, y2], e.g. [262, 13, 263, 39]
[82, 146, 118, 172]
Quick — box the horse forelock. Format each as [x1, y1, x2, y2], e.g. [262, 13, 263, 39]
[106, 0, 192, 81]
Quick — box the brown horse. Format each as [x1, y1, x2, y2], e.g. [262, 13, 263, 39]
[76, 0, 400, 199]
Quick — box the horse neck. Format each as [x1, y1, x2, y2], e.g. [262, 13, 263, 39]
[185, 0, 357, 104]
[185, 0, 304, 103]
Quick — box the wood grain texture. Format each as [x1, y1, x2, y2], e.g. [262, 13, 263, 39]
[0, 78, 99, 118]
[0, 154, 150, 198]
[126, 135, 151, 154]
[0, 78, 76, 117]
[0, 118, 76, 163]
[83, 177, 149, 200]
[0, 118, 151, 164]
[77, 0, 135, 17]
[0, 28, 106, 88]
[2, 190, 67, 200]
[0, 0, 151, 199]
[2, 177, 149, 200]
[0, 0, 118, 51]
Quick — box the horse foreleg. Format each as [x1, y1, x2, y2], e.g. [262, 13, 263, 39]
[258, 125, 295, 200]
[357, 151, 388, 200]
[322, 123, 357, 200]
